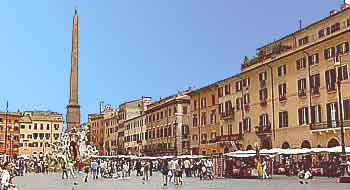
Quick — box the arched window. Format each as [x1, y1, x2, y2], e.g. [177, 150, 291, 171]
[281, 142, 290, 149]
[327, 138, 340, 148]
[301, 140, 311, 149]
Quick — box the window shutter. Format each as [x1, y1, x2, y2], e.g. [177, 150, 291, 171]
[344, 100, 350, 120]
[278, 112, 282, 128]
[345, 42, 350, 53]
[308, 55, 312, 65]
[324, 49, 328, 59]
[311, 106, 315, 124]
[305, 108, 309, 124]
[318, 105, 322, 123]
[316, 54, 319, 63]
[331, 47, 335, 58]
[285, 112, 289, 127]
[326, 103, 332, 127]
[335, 102, 339, 123]
[298, 108, 302, 126]
[325, 70, 330, 89]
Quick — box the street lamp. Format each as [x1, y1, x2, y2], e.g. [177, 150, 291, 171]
[336, 56, 350, 183]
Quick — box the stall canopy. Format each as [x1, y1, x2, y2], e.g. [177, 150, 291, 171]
[225, 146, 350, 158]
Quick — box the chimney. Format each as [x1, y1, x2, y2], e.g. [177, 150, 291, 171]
[341, 3, 349, 11]
[330, 10, 337, 16]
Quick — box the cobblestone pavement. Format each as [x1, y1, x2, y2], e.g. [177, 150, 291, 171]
[14, 172, 350, 190]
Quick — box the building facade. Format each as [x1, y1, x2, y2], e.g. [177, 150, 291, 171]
[189, 84, 221, 155]
[0, 112, 21, 157]
[19, 111, 64, 156]
[124, 115, 146, 155]
[143, 91, 191, 156]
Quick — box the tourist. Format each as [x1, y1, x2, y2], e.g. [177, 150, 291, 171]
[143, 160, 150, 181]
[183, 159, 191, 177]
[91, 160, 98, 179]
[61, 161, 69, 180]
[1, 162, 12, 190]
[84, 165, 89, 183]
[262, 158, 268, 179]
[161, 160, 169, 186]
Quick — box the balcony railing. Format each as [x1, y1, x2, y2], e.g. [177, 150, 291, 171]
[260, 98, 267, 106]
[221, 112, 234, 120]
[311, 88, 320, 96]
[298, 89, 306, 97]
[279, 95, 287, 102]
[255, 125, 272, 136]
[310, 120, 350, 130]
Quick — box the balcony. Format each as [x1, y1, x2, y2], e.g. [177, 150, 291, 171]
[326, 85, 336, 93]
[208, 139, 217, 144]
[244, 104, 250, 112]
[310, 121, 350, 131]
[311, 88, 320, 96]
[220, 112, 234, 120]
[260, 98, 267, 106]
[279, 95, 287, 102]
[255, 125, 272, 136]
[298, 89, 306, 97]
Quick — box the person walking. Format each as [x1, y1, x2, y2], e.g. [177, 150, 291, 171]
[183, 159, 191, 177]
[262, 158, 268, 179]
[62, 162, 69, 180]
[91, 160, 98, 180]
[1, 162, 11, 190]
[84, 165, 89, 183]
[161, 161, 169, 186]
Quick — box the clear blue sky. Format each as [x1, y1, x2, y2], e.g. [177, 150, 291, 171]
[0, 0, 342, 122]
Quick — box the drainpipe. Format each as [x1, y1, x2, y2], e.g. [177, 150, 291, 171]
[266, 64, 276, 145]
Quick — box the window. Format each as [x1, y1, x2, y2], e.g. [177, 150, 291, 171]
[324, 47, 335, 60]
[219, 103, 223, 114]
[326, 102, 338, 128]
[243, 78, 250, 88]
[218, 87, 223, 97]
[160, 111, 163, 119]
[40, 124, 43, 130]
[310, 74, 320, 95]
[192, 114, 198, 127]
[224, 101, 232, 114]
[279, 111, 288, 128]
[338, 65, 349, 81]
[318, 29, 325, 38]
[46, 124, 50, 130]
[34, 123, 37, 130]
[210, 110, 217, 124]
[243, 118, 251, 132]
[330, 22, 340, 33]
[227, 124, 233, 135]
[308, 53, 319, 65]
[277, 65, 287, 76]
[336, 42, 349, 55]
[298, 107, 309, 126]
[243, 94, 250, 105]
[183, 107, 188, 114]
[344, 99, 350, 120]
[201, 112, 207, 126]
[298, 36, 309, 46]
[325, 69, 336, 91]
[201, 97, 207, 109]
[311, 105, 322, 124]
[236, 98, 242, 110]
[296, 57, 306, 70]
[259, 71, 267, 81]
[298, 78, 307, 97]
[20, 125, 25, 129]
[211, 95, 215, 105]
[192, 135, 198, 141]
[201, 133, 207, 141]
[259, 88, 268, 101]
[33, 133, 38, 139]
[236, 81, 242, 92]
[259, 114, 269, 127]
[20, 134, 24, 138]
[224, 84, 231, 95]
[278, 83, 287, 100]
[193, 100, 197, 110]
[210, 132, 216, 139]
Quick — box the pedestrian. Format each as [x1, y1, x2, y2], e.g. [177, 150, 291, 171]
[1, 162, 11, 190]
[84, 165, 89, 183]
[161, 160, 169, 186]
[91, 160, 98, 179]
[62, 161, 69, 180]
[262, 158, 268, 179]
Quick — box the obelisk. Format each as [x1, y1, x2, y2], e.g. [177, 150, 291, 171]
[66, 8, 81, 130]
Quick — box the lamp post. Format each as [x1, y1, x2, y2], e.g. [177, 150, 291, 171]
[337, 56, 350, 183]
